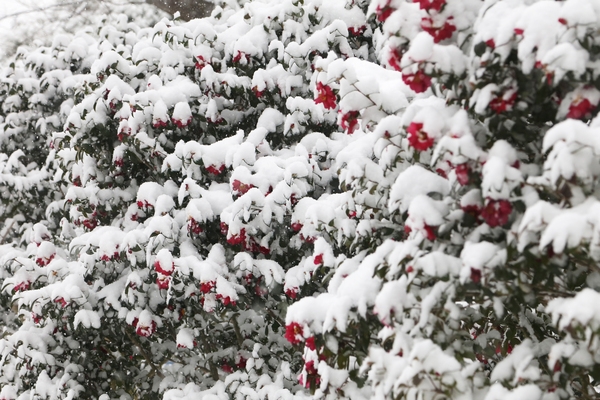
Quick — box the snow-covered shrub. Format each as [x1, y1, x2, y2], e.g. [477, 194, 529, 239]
[2, 0, 600, 399]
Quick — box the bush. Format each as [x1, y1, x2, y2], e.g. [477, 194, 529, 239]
[1, 0, 600, 399]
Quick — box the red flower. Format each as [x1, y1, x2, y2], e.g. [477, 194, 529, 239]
[348, 25, 366, 36]
[220, 222, 229, 235]
[285, 287, 298, 299]
[339, 110, 360, 134]
[82, 218, 98, 231]
[300, 234, 316, 243]
[414, 0, 446, 12]
[54, 297, 68, 308]
[306, 337, 316, 351]
[227, 228, 246, 246]
[233, 51, 248, 64]
[423, 224, 436, 241]
[376, 1, 395, 22]
[285, 321, 304, 345]
[154, 259, 174, 276]
[388, 47, 404, 72]
[252, 86, 265, 98]
[152, 119, 168, 129]
[195, 55, 207, 70]
[32, 313, 42, 324]
[421, 17, 456, 43]
[305, 360, 317, 375]
[481, 199, 512, 227]
[558, 18, 567, 25]
[236, 356, 247, 370]
[216, 294, 236, 306]
[461, 204, 481, 217]
[402, 70, 432, 93]
[406, 265, 414, 273]
[200, 281, 215, 294]
[514, 28, 524, 36]
[173, 117, 192, 129]
[232, 179, 254, 195]
[36, 253, 55, 267]
[13, 281, 31, 292]
[455, 163, 470, 186]
[470, 268, 481, 284]
[188, 218, 203, 235]
[136, 321, 157, 337]
[291, 222, 303, 232]
[314, 254, 324, 265]
[206, 164, 226, 175]
[314, 82, 337, 109]
[406, 122, 435, 151]
[156, 275, 171, 290]
[567, 98, 595, 119]
[489, 92, 517, 114]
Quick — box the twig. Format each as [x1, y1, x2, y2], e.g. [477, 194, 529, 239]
[125, 328, 165, 379]
[0, 219, 15, 245]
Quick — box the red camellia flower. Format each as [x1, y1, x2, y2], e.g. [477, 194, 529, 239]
[406, 122, 435, 151]
[313, 254, 324, 265]
[470, 267, 482, 284]
[156, 275, 171, 290]
[252, 86, 265, 98]
[285, 322, 304, 345]
[489, 92, 518, 114]
[236, 356, 247, 370]
[481, 199, 512, 227]
[388, 47, 404, 72]
[221, 361, 233, 373]
[13, 281, 31, 293]
[188, 218, 203, 234]
[206, 164, 226, 175]
[348, 25, 366, 36]
[285, 287, 298, 299]
[291, 222, 303, 232]
[300, 233, 316, 243]
[420, 17, 456, 43]
[423, 224, 436, 241]
[402, 70, 432, 93]
[173, 117, 192, 129]
[232, 179, 254, 195]
[339, 110, 360, 134]
[136, 321, 157, 337]
[220, 222, 229, 235]
[32, 313, 42, 324]
[54, 297, 68, 308]
[233, 51, 248, 64]
[195, 55, 207, 70]
[152, 119, 168, 129]
[200, 281, 216, 294]
[314, 82, 336, 109]
[306, 337, 316, 351]
[216, 294, 236, 306]
[227, 228, 247, 246]
[414, 0, 446, 12]
[455, 163, 470, 186]
[154, 259, 174, 276]
[567, 98, 595, 119]
[36, 253, 55, 267]
[376, 1, 395, 22]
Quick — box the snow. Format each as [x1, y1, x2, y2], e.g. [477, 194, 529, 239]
[389, 165, 450, 213]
